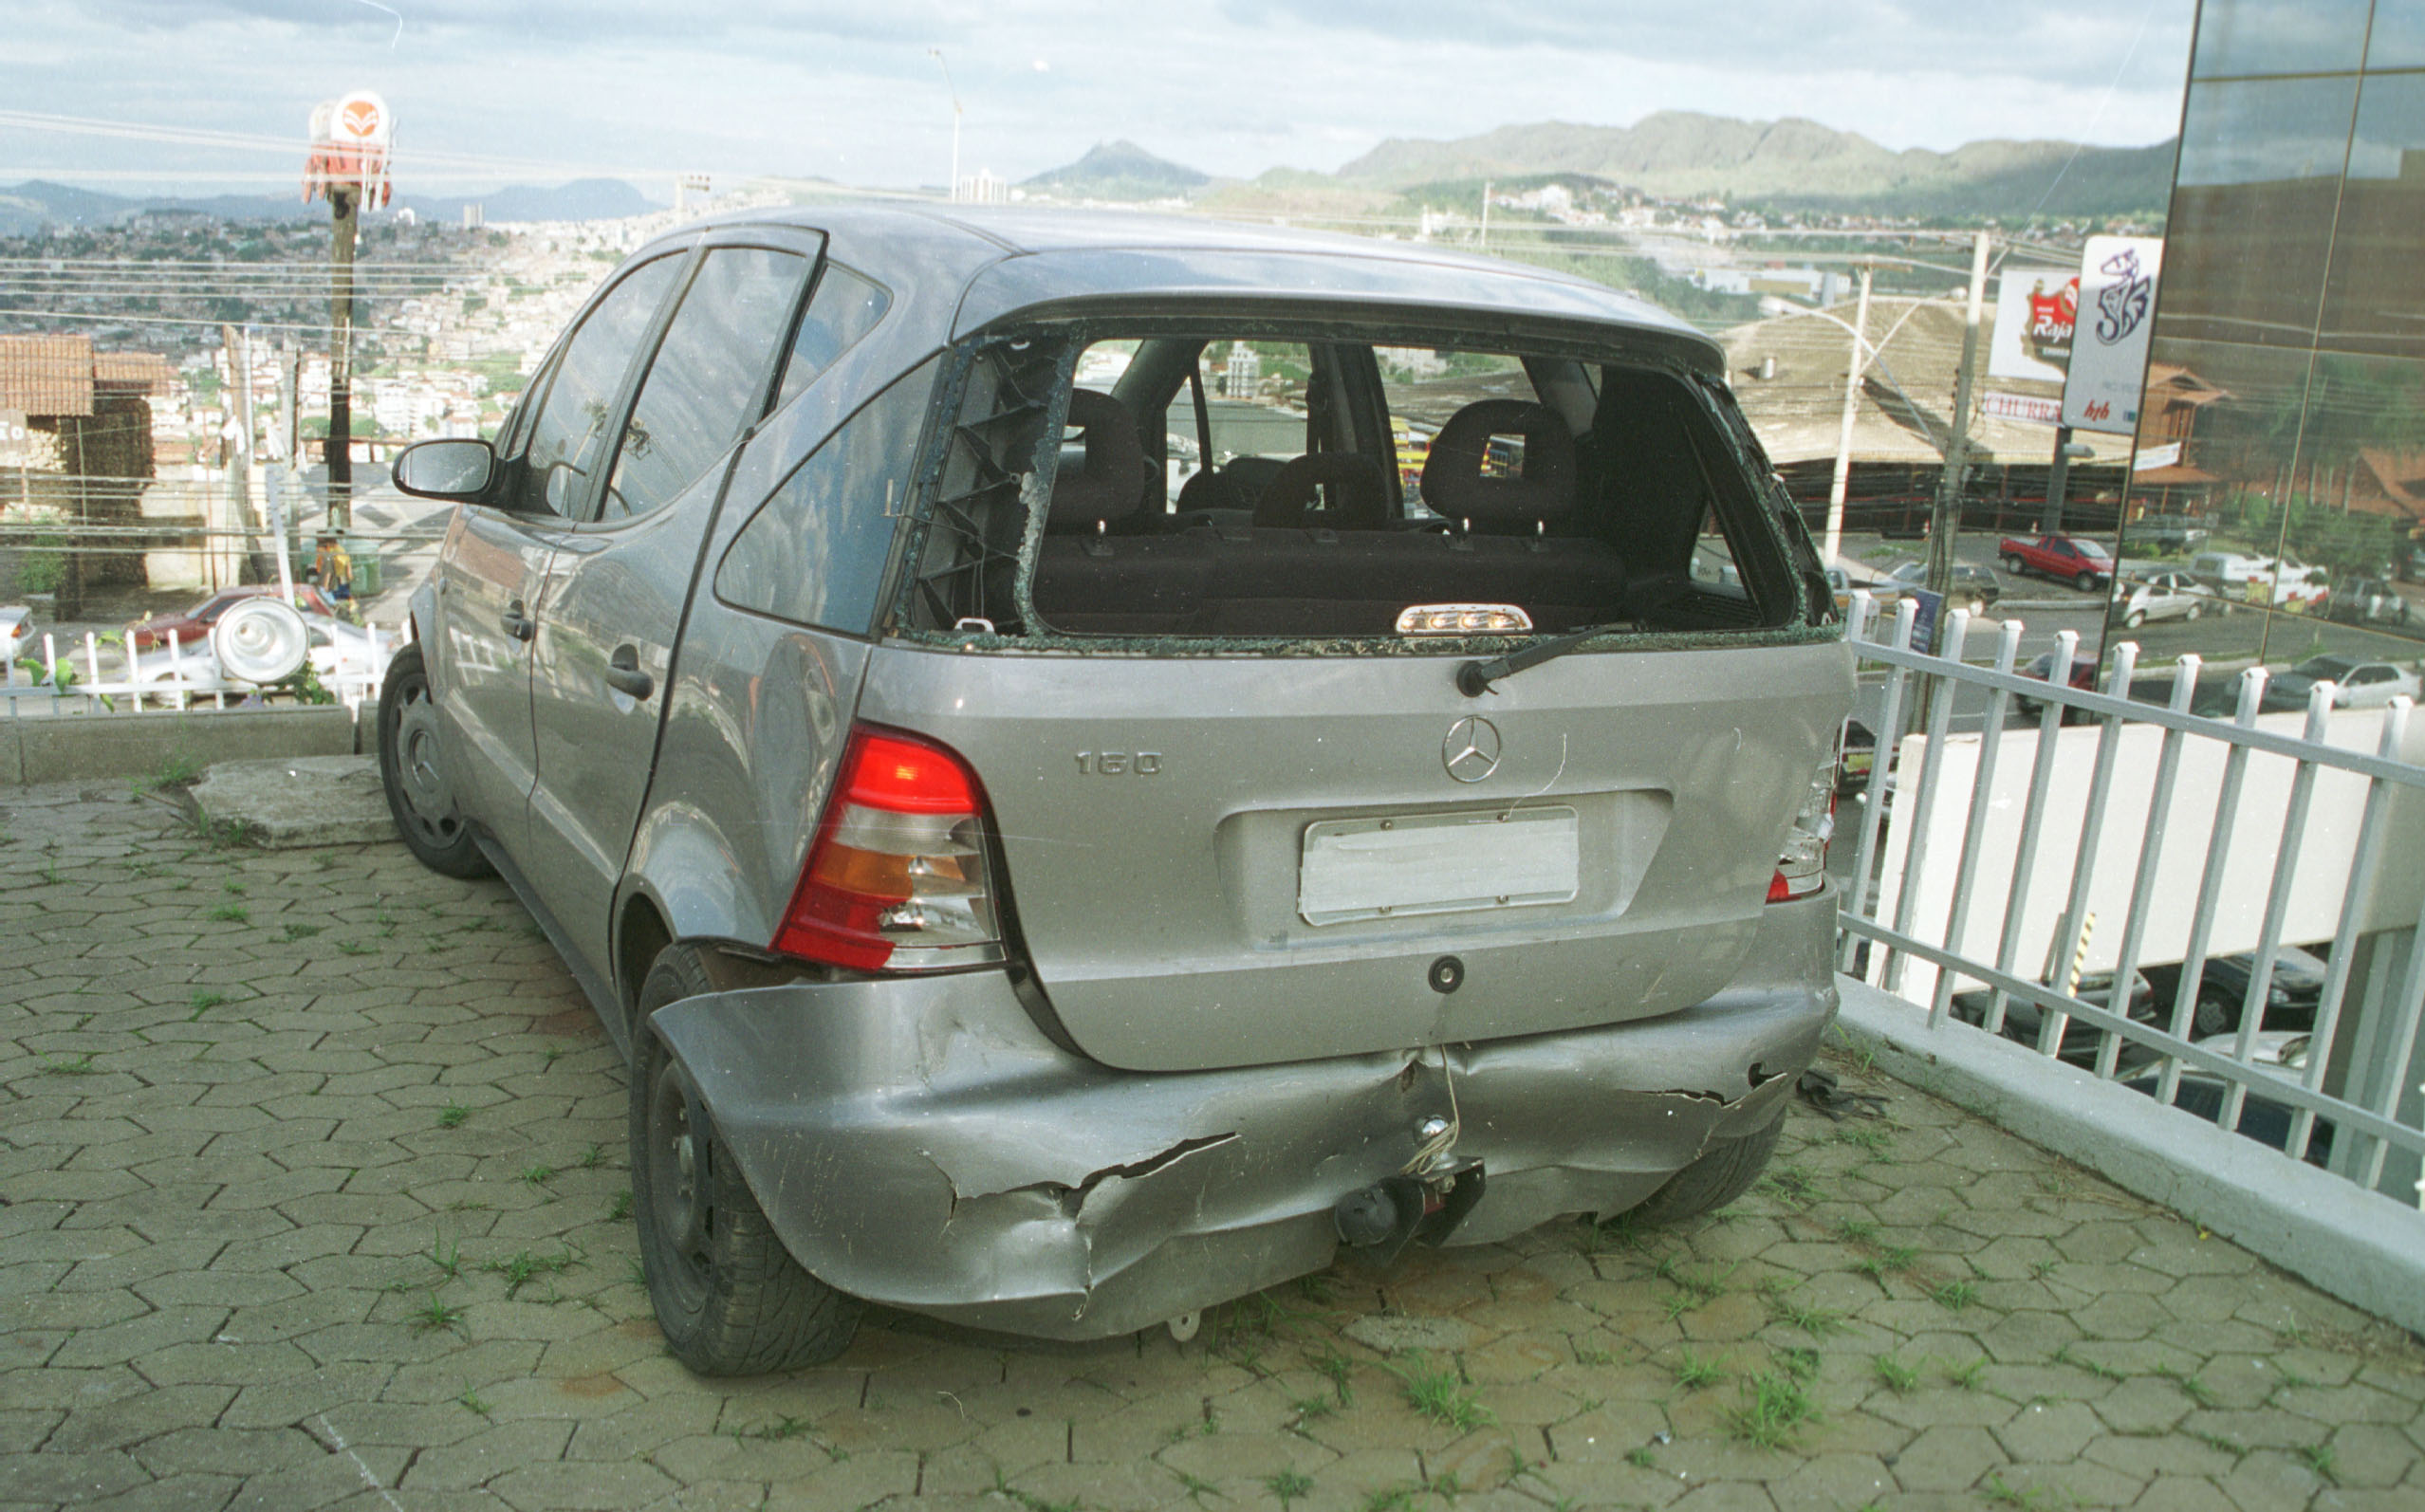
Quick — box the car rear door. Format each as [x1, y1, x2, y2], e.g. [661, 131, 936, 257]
[864, 640, 1848, 1074]
[524, 233, 824, 979]
[431, 252, 688, 857]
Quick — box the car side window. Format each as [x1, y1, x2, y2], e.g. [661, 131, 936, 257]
[517, 254, 683, 517]
[716, 355, 939, 636]
[774, 263, 891, 409]
[598, 248, 813, 525]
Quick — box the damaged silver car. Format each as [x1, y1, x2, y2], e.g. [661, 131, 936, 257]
[381, 207, 1851, 1374]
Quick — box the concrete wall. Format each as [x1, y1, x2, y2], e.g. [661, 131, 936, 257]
[0, 704, 360, 785]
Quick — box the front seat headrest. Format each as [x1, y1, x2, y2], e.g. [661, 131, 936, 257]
[1253, 452, 1389, 529]
[1419, 399, 1577, 530]
[1048, 389, 1148, 529]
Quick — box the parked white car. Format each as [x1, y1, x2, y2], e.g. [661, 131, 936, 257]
[129, 612, 384, 704]
[2112, 569, 2221, 627]
[2262, 654, 2423, 711]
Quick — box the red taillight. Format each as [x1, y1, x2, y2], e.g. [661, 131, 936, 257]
[771, 726, 1002, 973]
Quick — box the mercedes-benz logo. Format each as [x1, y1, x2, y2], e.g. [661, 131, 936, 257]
[1442, 715, 1502, 784]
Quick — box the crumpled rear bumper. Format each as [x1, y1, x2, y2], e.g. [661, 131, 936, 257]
[650, 890, 1837, 1340]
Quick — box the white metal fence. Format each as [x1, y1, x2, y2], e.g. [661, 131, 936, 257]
[1, 618, 402, 717]
[1838, 592, 2425, 1210]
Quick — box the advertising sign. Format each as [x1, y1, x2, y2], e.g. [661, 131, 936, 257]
[304, 90, 394, 208]
[1988, 267, 2078, 384]
[1983, 391, 2063, 427]
[2062, 235, 2162, 434]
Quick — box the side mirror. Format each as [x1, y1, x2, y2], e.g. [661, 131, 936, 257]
[394, 438, 495, 499]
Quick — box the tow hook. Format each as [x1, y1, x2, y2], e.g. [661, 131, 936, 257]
[1333, 1163, 1486, 1267]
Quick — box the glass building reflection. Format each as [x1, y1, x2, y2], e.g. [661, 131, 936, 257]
[2126, 0, 2425, 676]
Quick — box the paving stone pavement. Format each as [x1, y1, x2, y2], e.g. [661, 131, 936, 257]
[5, 778, 2423, 1512]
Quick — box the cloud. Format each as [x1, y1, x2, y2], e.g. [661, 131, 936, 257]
[9, 0, 2200, 196]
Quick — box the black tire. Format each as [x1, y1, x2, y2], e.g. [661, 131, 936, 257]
[2187, 603, 2202, 621]
[631, 944, 861, 1375]
[2193, 993, 2236, 1039]
[2125, 610, 2146, 629]
[2003, 553, 2024, 574]
[377, 642, 492, 878]
[2075, 570, 2097, 592]
[1625, 1112, 1786, 1226]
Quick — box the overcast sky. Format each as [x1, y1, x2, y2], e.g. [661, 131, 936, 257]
[5, 0, 2200, 198]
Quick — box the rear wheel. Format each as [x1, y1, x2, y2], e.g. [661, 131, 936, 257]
[2187, 603, 2203, 621]
[1624, 1113, 1786, 1226]
[2125, 609, 2146, 629]
[631, 944, 861, 1375]
[377, 642, 491, 878]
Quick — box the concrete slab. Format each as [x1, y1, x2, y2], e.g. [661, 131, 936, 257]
[188, 754, 395, 848]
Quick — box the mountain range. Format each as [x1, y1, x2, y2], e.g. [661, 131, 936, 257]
[1029, 113, 2175, 221]
[1018, 139, 1211, 202]
[1330, 113, 2176, 217]
[0, 177, 662, 236]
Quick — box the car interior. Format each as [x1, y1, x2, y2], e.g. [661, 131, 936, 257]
[902, 329, 1805, 644]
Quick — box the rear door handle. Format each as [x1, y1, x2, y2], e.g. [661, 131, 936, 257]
[604, 644, 655, 701]
[501, 599, 536, 642]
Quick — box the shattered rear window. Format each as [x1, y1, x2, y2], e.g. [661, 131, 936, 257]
[891, 321, 1815, 648]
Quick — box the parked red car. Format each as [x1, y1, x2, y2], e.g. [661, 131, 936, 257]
[128, 585, 339, 650]
[1998, 533, 2115, 592]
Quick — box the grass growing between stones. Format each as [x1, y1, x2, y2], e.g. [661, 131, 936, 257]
[1673, 1349, 1727, 1391]
[1726, 1367, 1817, 1449]
[1388, 1352, 1492, 1434]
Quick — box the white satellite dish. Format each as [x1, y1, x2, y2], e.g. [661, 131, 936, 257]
[212, 598, 310, 684]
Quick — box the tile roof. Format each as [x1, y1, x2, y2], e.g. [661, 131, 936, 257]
[0, 334, 95, 417]
[92, 351, 175, 396]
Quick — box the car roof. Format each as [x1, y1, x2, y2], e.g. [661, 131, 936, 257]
[662, 203, 1723, 372]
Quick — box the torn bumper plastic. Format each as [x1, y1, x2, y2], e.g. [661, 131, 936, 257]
[649, 890, 1837, 1340]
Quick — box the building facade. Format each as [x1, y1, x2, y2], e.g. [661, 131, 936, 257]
[2128, 0, 2425, 664]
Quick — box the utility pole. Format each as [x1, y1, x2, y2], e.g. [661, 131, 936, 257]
[220, 323, 272, 585]
[2043, 424, 2077, 534]
[326, 183, 358, 534]
[1823, 263, 1873, 566]
[1480, 181, 1491, 250]
[1928, 230, 1990, 596]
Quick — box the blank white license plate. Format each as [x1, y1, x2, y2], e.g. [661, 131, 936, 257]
[1298, 806, 1580, 927]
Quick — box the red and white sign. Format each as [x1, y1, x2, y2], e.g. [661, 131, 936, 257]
[1988, 267, 2078, 384]
[304, 91, 394, 208]
[1983, 391, 2063, 426]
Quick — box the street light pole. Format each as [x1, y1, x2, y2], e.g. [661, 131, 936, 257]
[326, 184, 358, 534]
[1928, 230, 1990, 597]
[1824, 264, 1873, 566]
[928, 48, 962, 200]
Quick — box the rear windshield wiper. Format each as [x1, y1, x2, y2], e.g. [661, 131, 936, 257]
[1456, 621, 1625, 697]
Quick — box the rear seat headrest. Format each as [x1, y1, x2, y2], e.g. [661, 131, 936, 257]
[1048, 389, 1148, 529]
[1253, 452, 1389, 529]
[1419, 399, 1577, 529]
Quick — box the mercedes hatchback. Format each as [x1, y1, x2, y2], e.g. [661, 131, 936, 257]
[380, 206, 1852, 1373]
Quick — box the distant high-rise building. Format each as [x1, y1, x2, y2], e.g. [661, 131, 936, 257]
[1224, 343, 1261, 397]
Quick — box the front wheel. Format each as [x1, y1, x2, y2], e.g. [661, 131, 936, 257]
[631, 944, 861, 1375]
[2003, 553, 2024, 574]
[2076, 571, 2097, 592]
[1623, 1113, 1785, 1226]
[377, 642, 492, 877]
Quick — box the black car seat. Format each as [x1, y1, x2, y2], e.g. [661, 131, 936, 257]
[1419, 399, 1578, 534]
[1251, 452, 1390, 530]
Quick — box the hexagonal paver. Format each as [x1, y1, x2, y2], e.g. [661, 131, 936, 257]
[2, 778, 2420, 1511]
